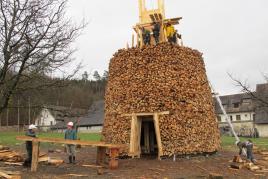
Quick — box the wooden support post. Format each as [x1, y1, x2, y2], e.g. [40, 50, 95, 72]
[153, 113, 163, 160]
[109, 147, 119, 170]
[31, 141, 40, 172]
[96, 146, 106, 165]
[132, 34, 135, 47]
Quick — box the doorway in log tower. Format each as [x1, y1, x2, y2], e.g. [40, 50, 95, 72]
[139, 116, 158, 158]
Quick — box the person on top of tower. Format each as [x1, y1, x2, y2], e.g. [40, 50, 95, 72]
[142, 27, 151, 45]
[152, 22, 161, 44]
[165, 23, 175, 43]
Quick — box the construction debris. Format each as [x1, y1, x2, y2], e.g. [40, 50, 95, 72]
[0, 170, 21, 179]
[232, 155, 243, 163]
[103, 42, 220, 156]
[0, 149, 23, 163]
[0, 146, 9, 151]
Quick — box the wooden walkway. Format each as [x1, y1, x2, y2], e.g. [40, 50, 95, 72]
[16, 136, 126, 172]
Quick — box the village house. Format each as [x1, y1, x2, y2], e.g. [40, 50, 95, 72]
[51, 100, 104, 133]
[34, 105, 87, 131]
[215, 83, 268, 137]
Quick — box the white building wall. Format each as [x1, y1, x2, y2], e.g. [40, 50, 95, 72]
[78, 126, 102, 133]
[218, 112, 255, 123]
[35, 109, 56, 127]
[256, 124, 268, 137]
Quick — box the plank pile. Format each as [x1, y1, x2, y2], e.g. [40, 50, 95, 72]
[0, 148, 23, 163]
[102, 42, 220, 156]
[0, 170, 21, 179]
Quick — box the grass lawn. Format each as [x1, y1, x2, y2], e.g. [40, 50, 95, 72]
[221, 135, 268, 151]
[1, 132, 267, 151]
[0, 131, 101, 147]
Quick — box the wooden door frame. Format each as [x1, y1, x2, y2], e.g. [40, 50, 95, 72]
[122, 111, 169, 160]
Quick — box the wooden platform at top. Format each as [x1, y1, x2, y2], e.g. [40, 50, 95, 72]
[16, 136, 125, 149]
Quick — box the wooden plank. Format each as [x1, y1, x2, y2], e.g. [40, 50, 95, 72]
[122, 111, 169, 117]
[153, 113, 163, 159]
[0, 171, 12, 179]
[82, 164, 103, 168]
[154, 13, 160, 21]
[4, 162, 23, 166]
[16, 136, 126, 149]
[31, 141, 39, 172]
[66, 174, 88, 177]
[150, 14, 156, 22]
[109, 148, 119, 170]
[129, 115, 136, 157]
[96, 146, 106, 165]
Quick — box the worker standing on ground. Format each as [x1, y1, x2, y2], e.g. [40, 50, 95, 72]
[165, 23, 175, 43]
[23, 124, 37, 167]
[65, 122, 77, 164]
[142, 27, 151, 45]
[236, 140, 256, 164]
[152, 22, 161, 44]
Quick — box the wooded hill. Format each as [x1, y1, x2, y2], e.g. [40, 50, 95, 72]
[0, 71, 107, 126]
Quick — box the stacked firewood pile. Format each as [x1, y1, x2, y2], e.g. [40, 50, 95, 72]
[102, 43, 220, 156]
[0, 146, 23, 162]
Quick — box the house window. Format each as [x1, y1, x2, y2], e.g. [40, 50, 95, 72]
[233, 103, 239, 108]
[229, 115, 233, 121]
[253, 114, 256, 121]
[217, 116, 221, 122]
[236, 115, 241, 121]
[50, 121, 53, 126]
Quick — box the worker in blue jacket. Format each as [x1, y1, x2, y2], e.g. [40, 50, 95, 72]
[65, 122, 77, 164]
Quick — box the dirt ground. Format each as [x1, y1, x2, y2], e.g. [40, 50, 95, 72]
[1, 147, 267, 179]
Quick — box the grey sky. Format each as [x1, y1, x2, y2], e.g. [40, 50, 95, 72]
[66, 0, 268, 95]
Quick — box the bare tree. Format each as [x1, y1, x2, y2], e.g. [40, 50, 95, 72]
[229, 73, 268, 107]
[0, 0, 85, 114]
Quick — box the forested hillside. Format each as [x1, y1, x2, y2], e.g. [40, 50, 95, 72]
[0, 71, 107, 126]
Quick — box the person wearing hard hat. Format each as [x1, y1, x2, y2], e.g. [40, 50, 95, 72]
[165, 23, 176, 43]
[64, 121, 77, 164]
[23, 124, 37, 167]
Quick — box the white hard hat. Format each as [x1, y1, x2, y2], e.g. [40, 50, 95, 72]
[67, 122, 74, 126]
[29, 124, 37, 130]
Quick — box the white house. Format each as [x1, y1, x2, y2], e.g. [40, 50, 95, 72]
[35, 108, 57, 131]
[34, 106, 87, 132]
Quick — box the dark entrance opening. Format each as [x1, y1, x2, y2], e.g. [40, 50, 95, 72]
[140, 116, 158, 157]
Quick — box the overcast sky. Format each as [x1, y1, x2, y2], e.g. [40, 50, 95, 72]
[66, 0, 268, 95]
